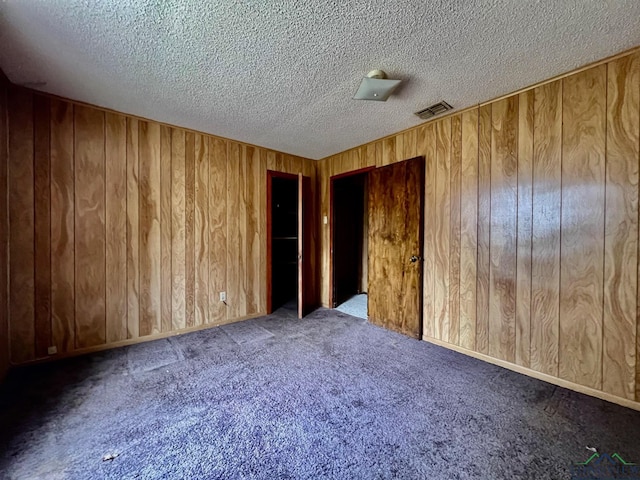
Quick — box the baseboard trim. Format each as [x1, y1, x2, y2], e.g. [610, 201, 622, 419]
[11, 313, 265, 368]
[422, 335, 640, 412]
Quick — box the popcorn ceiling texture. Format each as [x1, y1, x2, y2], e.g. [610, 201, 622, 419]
[1, 1, 639, 160]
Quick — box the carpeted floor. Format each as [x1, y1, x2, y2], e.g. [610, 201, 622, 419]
[335, 294, 367, 319]
[1, 307, 640, 479]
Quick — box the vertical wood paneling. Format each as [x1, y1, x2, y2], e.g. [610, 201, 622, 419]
[488, 96, 518, 363]
[194, 134, 209, 325]
[245, 146, 260, 315]
[160, 126, 172, 332]
[33, 95, 51, 358]
[382, 136, 397, 166]
[209, 138, 227, 323]
[50, 99, 75, 353]
[227, 142, 241, 319]
[105, 112, 127, 343]
[139, 121, 161, 336]
[258, 149, 268, 313]
[0, 76, 7, 376]
[603, 53, 639, 400]
[459, 109, 479, 351]
[126, 118, 140, 339]
[7, 48, 640, 410]
[74, 105, 106, 348]
[559, 65, 606, 389]
[421, 124, 437, 338]
[403, 129, 417, 159]
[476, 104, 492, 355]
[171, 128, 186, 330]
[449, 115, 462, 346]
[184, 133, 196, 327]
[531, 80, 562, 376]
[434, 119, 451, 341]
[516, 91, 534, 368]
[8, 88, 35, 363]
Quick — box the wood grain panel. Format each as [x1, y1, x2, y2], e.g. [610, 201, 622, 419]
[105, 112, 127, 343]
[209, 138, 227, 323]
[33, 95, 51, 358]
[160, 126, 172, 332]
[516, 90, 534, 368]
[320, 159, 331, 306]
[559, 65, 606, 389]
[245, 146, 260, 315]
[8, 88, 35, 363]
[403, 129, 417, 159]
[434, 119, 451, 341]
[603, 53, 639, 400]
[531, 80, 562, 376]
[365, 142, 380, 168]
[50, 98, 75, 353]
[382, 136, 397, 166]
[194, 134, 209, 325]
[171, 128, 186, 330]
[449, 115, 462, 346]
[185, 132, 195, 327]
[258, 150, 268, 313]
[74, 105, 106, 348]
[126, 118, 140, 339]
[476, 104, 492, 355]
[0, 76, 7, 376]
[459, 109, 479, 351]
[227, 142, 241, 319]
[139, 121, 161, 336]
[420, 124, 437, 338]
[488, 96, 518, 363]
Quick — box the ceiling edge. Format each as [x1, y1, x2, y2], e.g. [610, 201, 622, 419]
[318, 44, 640, 163]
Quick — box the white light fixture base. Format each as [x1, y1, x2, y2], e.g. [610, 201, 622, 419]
[353, 70, 401, 101]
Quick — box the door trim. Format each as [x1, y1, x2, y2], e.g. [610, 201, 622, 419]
[329, 166, 376, 308]
[266, 170, 299, 314]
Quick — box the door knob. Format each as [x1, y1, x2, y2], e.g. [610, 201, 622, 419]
[410, 255, 421, 263]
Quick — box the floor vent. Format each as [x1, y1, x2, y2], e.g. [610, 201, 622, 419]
[414, 101, 453, 120]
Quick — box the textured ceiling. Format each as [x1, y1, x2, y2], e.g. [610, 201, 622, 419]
[1, 1, 639, 160]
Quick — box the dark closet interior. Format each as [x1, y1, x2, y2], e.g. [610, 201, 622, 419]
[332, 172, 368, 307]
[270, 176, 299, 311]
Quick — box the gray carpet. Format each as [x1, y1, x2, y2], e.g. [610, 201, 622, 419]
[1, 307, 640, 480]
[335, 294, 367, 319]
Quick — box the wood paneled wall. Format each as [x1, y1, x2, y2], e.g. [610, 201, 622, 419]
[6, 87, 316, 364]
[319, 50, 640, 408]
[0, 73, 9, 379]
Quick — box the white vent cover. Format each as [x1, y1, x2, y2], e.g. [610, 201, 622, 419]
[414, 101, 453, 120]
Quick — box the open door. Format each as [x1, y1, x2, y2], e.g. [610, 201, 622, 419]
[298, 173, 315, 318]
[368, 157, 424, 338]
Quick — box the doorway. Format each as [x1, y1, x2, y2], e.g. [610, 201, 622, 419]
[331, 168, 373, 319]
[266, 171, 315, 318]
[268, 174, 298, 312]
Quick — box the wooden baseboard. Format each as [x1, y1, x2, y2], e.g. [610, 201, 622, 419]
[423, 335, 640, 412]
[11, 313, 265, 368]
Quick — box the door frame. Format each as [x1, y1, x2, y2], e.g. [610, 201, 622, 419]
[329, 166, 376, 308]
[266, 170, 299, 314]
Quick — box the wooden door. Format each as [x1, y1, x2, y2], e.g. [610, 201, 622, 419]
[298, 174, 314, 318]
[368, 157, 425, 338]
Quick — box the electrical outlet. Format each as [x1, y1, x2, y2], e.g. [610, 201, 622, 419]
[219, 291, 226, 302]
[47, 346, 57, 355]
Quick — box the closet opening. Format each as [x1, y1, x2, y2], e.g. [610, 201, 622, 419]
[330, 167, 373, 319]
[267, 172, 299, 313]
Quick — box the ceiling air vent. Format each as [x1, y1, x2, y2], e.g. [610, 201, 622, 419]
[414, 101, 453, 120]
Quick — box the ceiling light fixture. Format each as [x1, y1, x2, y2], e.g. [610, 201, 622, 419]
[353, 70, 401, 102]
